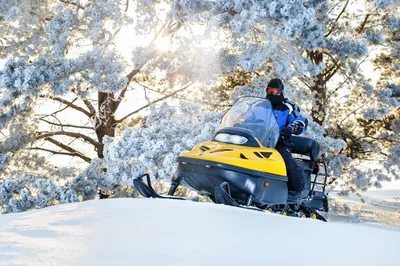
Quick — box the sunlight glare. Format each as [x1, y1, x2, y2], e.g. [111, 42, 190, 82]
[78, 0, 90, 5]
[0, 59, 6, 69]
[155, 37, 171, 53]
[157, 2, 171, 15]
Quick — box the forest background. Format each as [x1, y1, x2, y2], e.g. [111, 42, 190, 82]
[0, 0, 399, 214]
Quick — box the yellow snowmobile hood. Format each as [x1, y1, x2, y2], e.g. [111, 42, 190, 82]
[178, 140, 287, 177]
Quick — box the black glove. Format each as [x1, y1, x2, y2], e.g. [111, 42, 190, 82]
[281, 126, 293, 139]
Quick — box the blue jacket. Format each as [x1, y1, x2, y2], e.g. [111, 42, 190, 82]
[273, 99, 308, 135]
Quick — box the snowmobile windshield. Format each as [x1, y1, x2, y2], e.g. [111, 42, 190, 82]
[219, 97, 280, 148]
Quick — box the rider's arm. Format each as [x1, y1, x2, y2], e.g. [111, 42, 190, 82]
[285, 101, 308, 135]
[287, 115, 308, 135]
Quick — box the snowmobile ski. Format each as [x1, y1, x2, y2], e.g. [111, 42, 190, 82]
[213, 182, 240, 207]
[134, 174, 190, 201]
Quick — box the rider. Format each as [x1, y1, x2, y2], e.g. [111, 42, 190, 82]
[266, 78, 308, 192]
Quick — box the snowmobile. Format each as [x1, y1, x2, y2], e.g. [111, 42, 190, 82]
[133, 96, 329, 221]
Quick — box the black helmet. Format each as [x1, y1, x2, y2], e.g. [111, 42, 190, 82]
[267, 78, 284, 92]
[266, 78, 284, 106]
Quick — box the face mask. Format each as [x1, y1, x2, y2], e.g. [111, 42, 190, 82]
[267, 94, 283, 106]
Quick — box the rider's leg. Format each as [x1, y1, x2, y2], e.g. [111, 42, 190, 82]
[276, 143, 305, 192]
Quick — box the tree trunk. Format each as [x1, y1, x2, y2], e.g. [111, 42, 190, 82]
[311, 73, 327, 125]
[95, 92, 116, 158]
[308, 51, 327, 125]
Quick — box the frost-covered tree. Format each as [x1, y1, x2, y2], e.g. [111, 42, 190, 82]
[0, 0, 194, 211]
[304, 0, 400, 193]
[217, 0, 400, 193]
[1, 2, 327, 174]
[98, 101, 221, 195]
[1, 1, 129, 168]
[1, 0, 398, 213]
[183, 0, 400, 192]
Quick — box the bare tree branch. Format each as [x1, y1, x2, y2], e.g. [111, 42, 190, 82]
[360, 135, 400, 144]
[327, 2, 342, 15]
[82, 99, 96, 117]
[36, 99, 76, 118]
[321, 52, 341, 81]
[356, 14, 371, 34]
[297, 75, 313, 90]
[380, 152, 389, 157]
[339, 104, 366, 125]
[325, 0, 350, 37]
[114, 68, 141, 112]
[44, 137, 92, 162]
[57, 0, 89, 10]
[114, 20, 183, 114]
[115, 83, 192, 123]
[324, 62, 342, 82]
[125, 0, 130, 12]
[30, 146, 91, 163]
[39, 118, 94, 130]
[36, 131, 101, 148]
[135, 81, 161, 93]
[327, 50, 373, 100]
[39, 95, 92, 117]
[51, 115, 63, 128]
[70, 88, 96, 117]
[322, 51, 338, 63]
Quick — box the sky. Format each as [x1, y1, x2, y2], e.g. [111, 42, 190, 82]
[0, 198, 399, 266]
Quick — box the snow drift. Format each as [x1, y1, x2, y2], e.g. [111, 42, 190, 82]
[0, 199, 399, 266]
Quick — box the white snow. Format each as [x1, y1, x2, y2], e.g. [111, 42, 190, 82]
[363, 189, 400, 201]
[0, 199, 399, 266]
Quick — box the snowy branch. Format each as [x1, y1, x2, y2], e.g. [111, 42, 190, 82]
[115, 83, 192, 123]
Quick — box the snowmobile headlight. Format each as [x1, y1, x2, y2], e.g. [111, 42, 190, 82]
[215, 133, 248, 145]
[229, 135, 248, 144]
[215, 133, 230, 143]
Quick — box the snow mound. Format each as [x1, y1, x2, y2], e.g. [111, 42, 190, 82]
[0, 199, 399, 266]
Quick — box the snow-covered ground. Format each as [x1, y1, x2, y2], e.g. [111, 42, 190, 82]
[328, 188, 400, 229]
[1, 199, 399, 266]
[363, 189, 400, 201]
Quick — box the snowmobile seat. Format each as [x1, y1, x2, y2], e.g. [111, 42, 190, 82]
[291, 136, 320, 162]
